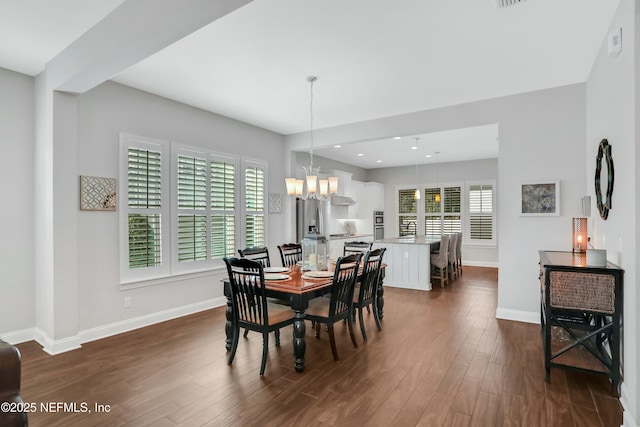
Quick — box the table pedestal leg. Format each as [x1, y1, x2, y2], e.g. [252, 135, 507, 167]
[377, 276, 385, 320]
[293, 310, 306, 373]
[225, 294, 233, 352]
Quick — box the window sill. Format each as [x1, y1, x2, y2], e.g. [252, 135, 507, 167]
[119, 265, 226, 290]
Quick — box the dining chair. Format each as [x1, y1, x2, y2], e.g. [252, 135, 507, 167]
[456, 232, 463, 277]
[223, 257, 295, 376]
[277, 243, 302, 267]
[447, 233, 458, 281]
[238, 246, 271, 267]
[343, 241, 372, 256]
[430, 235, 449, 288]
[305, 253, 363, 361]
[353, 247, 386, 341]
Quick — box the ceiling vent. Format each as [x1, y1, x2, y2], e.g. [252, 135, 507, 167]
[496, 0, 526, 8]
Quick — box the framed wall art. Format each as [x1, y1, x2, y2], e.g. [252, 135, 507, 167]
[80, 176, 117, 211]
[521, 181, 560, 216]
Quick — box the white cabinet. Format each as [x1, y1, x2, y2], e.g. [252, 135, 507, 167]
[350, 180, 366, 219]
[370, 182, 385, 211]
[329, 170, 353, 196]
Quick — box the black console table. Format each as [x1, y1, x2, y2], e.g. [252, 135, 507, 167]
[539, 250, 624, 395]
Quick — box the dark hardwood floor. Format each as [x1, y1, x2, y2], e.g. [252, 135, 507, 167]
[16, 266, 623, 426]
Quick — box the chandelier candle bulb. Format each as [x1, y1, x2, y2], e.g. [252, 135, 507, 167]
[572, 217, 587, 253]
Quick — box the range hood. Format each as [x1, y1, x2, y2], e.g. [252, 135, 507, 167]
[331, 195, 357, 206]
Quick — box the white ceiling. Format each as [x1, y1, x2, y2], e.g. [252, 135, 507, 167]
[0, 0, 619, 168]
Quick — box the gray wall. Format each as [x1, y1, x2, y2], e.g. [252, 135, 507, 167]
[0, 67, 35, 336]
[586, 0, 637, 420]
[75, 81, 287, 331]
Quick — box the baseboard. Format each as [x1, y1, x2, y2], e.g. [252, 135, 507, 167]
[621, 387, 635, 427]
[495, 307, 539, 324]
[462, 260, 499, 268]
[34, 328, 82, 355]
[0, 327, 37, 345]
[78, 297, 226, 345]
[1, 297, 227, 355]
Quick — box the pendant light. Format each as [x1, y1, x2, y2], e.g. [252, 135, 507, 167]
[414, 138, 421, 200]
[285, 76, 338, 200]
[434, 151, 441, 203]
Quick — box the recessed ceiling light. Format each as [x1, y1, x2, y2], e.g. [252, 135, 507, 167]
[393, 136, 402, 140]
[425, 154, 432, 158]
[334, 145, 341, 148]
[411, 146, 418, 150]
[357, 153, 364, 156]
[376, 160, 382, 163]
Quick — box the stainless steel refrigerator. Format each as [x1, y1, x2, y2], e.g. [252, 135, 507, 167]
[296, 198, 330, 242]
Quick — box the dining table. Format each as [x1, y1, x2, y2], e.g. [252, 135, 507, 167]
[222, 261, 385, 373]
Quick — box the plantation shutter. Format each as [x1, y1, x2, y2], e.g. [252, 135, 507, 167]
[443, 186, 462, 234]
[424, 187, 441, 235]
[469, 184, 493, 240]
[211, 159, 236, 259]
[398, 188, 417, 236]
[177, 155, 208, 263]
[245, 164, 265, 247]
[127, 148, 162, 268]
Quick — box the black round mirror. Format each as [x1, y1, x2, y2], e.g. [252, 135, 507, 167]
[595, 138, 614, 220]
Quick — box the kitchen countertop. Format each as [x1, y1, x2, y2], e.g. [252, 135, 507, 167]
[329, 233, 373, 240]
[375, 235, 441, 245]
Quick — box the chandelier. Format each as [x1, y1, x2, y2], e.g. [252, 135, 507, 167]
[285, 76, 338, 200]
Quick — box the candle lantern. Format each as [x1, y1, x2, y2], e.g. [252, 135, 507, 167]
[572, 217, 587, 253]
[301, 225, 328, 271]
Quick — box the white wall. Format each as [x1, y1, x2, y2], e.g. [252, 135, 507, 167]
[368, 158, 499, 266]
[0, 67, 35, 336]
[586, 0, 637, 422]
[75, 81, 287, 331]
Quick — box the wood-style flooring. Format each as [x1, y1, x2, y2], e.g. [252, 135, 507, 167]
[16, 267, 623, 426]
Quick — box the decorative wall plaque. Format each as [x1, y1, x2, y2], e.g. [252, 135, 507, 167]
[80, 176, 117, 211]
[268, 192, 282, 213]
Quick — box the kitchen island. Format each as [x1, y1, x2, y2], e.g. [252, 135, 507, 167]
[372, 235, 441, 291]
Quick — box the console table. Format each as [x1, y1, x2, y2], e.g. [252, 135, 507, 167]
[538, 250, 623, 395]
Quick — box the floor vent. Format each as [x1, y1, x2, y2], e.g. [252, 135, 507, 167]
[496, 0, 526, 8]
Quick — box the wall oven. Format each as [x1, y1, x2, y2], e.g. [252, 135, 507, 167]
[374, 211, 384, 240]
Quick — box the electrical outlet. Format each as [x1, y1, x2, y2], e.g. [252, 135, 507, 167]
[124, 297, 132, 308]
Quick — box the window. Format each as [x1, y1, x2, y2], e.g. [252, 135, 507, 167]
[396, 181, 495, 246]
[424, 185, 461, 236]
[120, 133, 267, 283]
[120, 134, 170, 281]
[398, 188, 418, 236]
[468, 184, 494, 242]
[244, 161, 265, 247]
[210, 157, 236, 259]
[176, 154, 208, 263]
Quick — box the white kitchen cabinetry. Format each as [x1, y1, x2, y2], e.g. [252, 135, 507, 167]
[370, 182, 385, 211]
[329, 170, 353, 196]
[349, 180, 366, 218]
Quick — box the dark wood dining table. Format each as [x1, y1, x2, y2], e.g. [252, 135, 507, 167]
[223, 262, 385, 372]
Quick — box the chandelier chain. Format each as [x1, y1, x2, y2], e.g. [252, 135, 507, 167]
[308, 76, 316, 170]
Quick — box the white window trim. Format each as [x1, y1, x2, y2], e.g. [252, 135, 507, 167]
[119, 133, 171, 283]
[240, 157, 268, 250]
[464, 180, 497, 247]
[119, 133, 268, 286]
[395, 181, 463, 236]
[170, 145, 241, 273]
